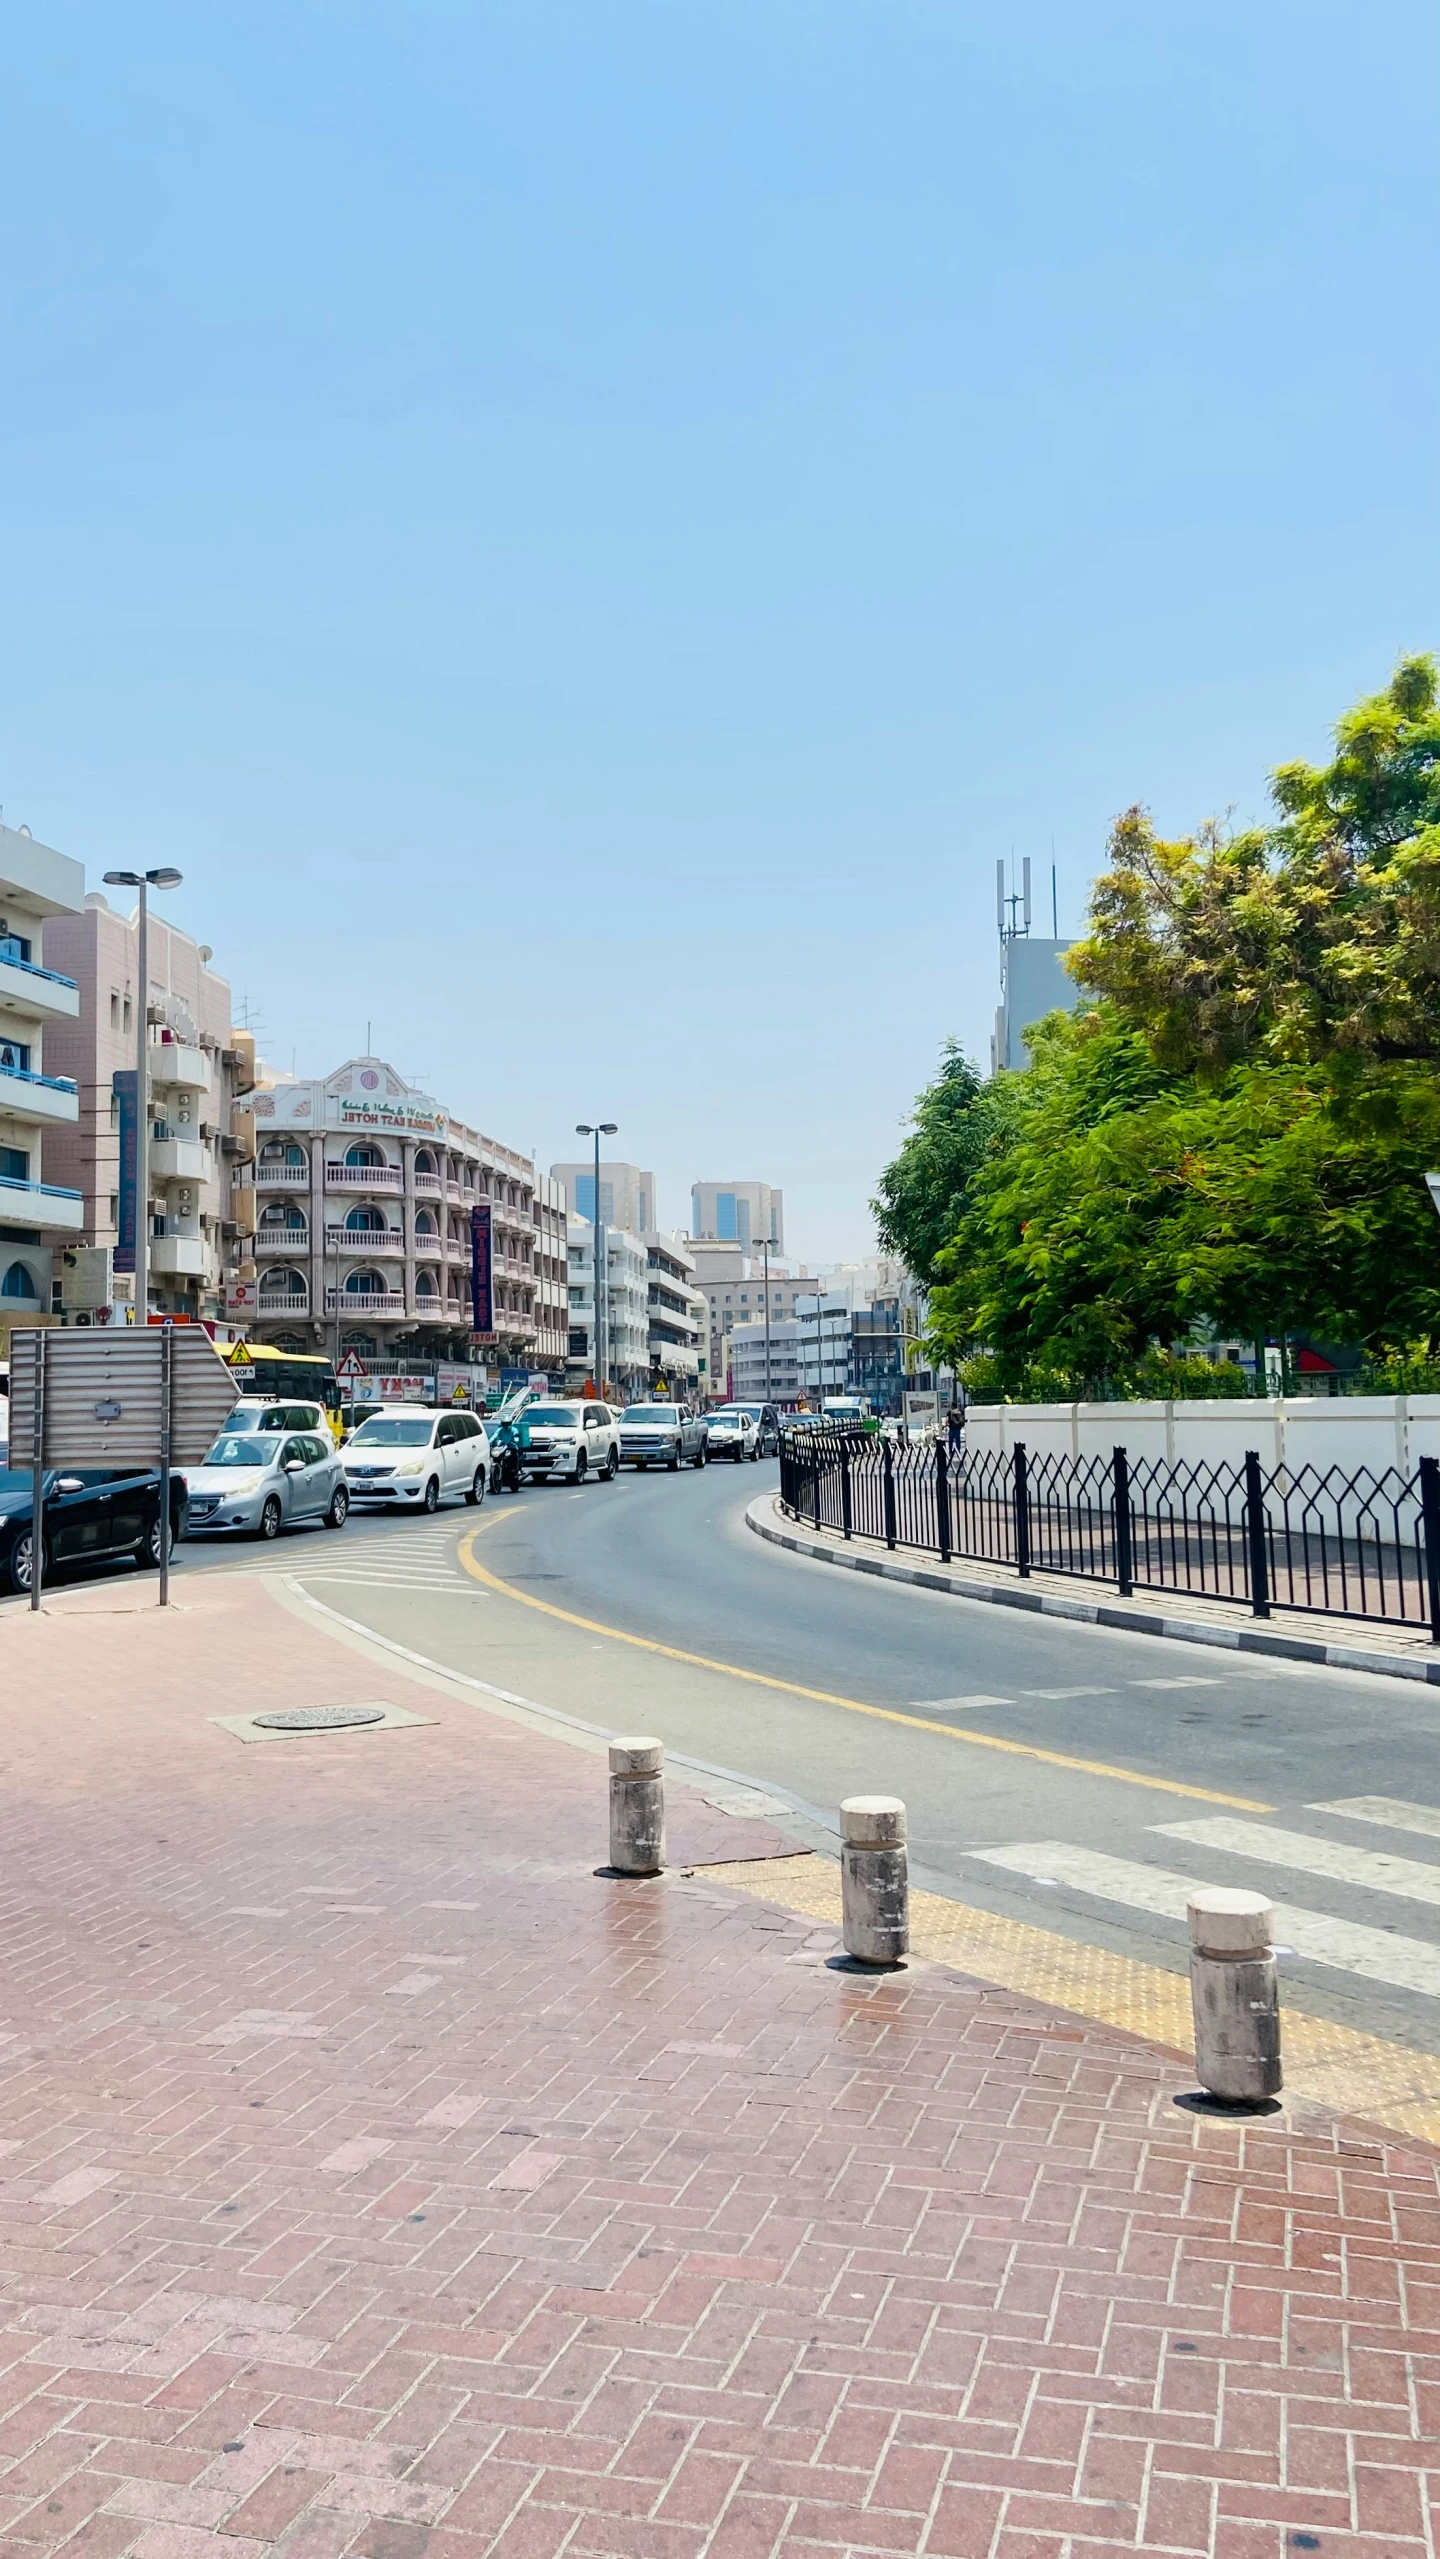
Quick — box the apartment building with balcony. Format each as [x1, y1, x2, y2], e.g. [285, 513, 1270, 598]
[43, 891, 252, 1323]
[644, 1232, 706, 1391]
[243, 1055, 545, 1365]
[0, 824, 85, 1318]
[564, 1218, 649, 1400]
[691, 1178, 783, 1253]
[532, 1174, 569, 1374]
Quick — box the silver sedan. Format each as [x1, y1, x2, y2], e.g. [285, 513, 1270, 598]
[183, 1429, 349, 1541]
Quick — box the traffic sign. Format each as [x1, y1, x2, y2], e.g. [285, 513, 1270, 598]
[228, 1341, 254, 1366]
[336, 1349, 369, 1381]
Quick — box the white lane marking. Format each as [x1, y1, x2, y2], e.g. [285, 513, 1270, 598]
[969, 1840, 1440, 1999]
[1154, 1817, 1440, 1910]
[1022, 1687, 1116, 1699]
[1129, 1678, 1223, 1690]
[911, 1694, 1014, 1710]
[1312, 1796, 1440, 1842]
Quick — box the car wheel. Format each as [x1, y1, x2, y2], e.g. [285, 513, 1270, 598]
[325, 1485, 349, 1529]
[750, 1442, 760, 1461]
[693, 1443, 707, 1468]
[257, 1496, 282, 1542]
[145, 1514, 174, 1568]
[465, 1466, 486, 1506]
[574, 1450, 588, 1483]
[423, 1476, 440, 1513]
[667, 1452, 680, 1471]
[8, 1527, 48, 1596]
[603, 1446, 619, 1480]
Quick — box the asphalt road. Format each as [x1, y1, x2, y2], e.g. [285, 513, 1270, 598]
[24, 1456, 1440, 2057]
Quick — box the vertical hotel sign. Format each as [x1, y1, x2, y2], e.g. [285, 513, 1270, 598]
[113, 1071, 138, 1273]
[470, 1202, 494, 1339]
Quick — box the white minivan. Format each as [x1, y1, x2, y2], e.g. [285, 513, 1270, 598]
[342, 1406, 490, 1511]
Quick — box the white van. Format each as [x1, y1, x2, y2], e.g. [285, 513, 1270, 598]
[342, 1405, 490, 1510]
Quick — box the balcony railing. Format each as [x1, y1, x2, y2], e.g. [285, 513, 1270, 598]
[413, 1171, 443, 1195]
[258, 1290, 311, 1315]
[255, 1160, 309, 1186]
[325, 1222, 405, 1254]
[0, 1063, 78, 1094]
[0, 1172, 82, 1202]
[325, 1161, 403, 1191]
[324, 1287, 406, 1314]
[255, 1227, 310, 1254]
[0, 950, 78, 992]
[413, 1231, 444, 1257]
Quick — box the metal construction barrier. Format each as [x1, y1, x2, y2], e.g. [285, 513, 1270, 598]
[777, 1426, 1440, 1639]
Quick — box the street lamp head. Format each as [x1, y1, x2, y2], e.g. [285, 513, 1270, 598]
[103, 870, 143, 888]
[147, 867, 183, 889]
[600, 1121, 617, 1135]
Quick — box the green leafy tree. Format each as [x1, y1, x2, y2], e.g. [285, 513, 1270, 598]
[871, 1042, 1007, 1286]
[1071, 655, 1440, 1074]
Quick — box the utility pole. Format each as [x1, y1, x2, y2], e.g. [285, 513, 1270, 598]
[576, 1120, 616, 1396]
[103, 866, 183, 1327]
[761, 1234, 772, 1405]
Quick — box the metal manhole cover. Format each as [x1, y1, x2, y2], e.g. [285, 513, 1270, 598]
[252, 1706, 389, 1733]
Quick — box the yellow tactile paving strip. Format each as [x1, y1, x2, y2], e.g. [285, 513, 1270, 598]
[704, 1854, 1440, 2149]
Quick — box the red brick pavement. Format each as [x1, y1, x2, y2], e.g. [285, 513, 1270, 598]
[0, 1571, 1436, 2559]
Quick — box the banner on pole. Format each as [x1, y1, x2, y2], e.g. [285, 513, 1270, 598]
[470, 1202, 493, 1335]
[113, 1071, 137, 1273]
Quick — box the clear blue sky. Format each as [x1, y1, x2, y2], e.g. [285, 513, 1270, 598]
[4, 1, 1436, 1259]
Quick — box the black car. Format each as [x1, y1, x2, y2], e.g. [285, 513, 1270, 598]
[0, 1466, 188, 1597]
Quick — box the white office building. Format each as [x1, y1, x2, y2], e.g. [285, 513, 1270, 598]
[729, 1316, 802, 1405]
[565, 1217, 650, 1400]
[692, 1178, 783, 1253]
[796, 1293, 853, 1402]
[0, 824, 85, 1317]
[644, 1232, 706, 1391]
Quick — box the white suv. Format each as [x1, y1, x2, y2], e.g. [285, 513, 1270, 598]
[342, 1406, 490, 1511]
[517, 1401, 620, 1483]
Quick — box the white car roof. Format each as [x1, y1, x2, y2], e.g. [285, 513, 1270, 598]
[352, 1404, 437, 1422]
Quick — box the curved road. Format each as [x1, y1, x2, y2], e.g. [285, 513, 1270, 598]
[133, 1451, 1440, 2064]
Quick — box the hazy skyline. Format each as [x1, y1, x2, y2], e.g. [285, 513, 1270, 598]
[4, 1, 1436, 1261]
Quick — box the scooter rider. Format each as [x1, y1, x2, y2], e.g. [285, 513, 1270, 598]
[491, 1407, 531, 1493]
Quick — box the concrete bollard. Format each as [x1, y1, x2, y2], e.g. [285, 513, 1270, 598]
[609, 1736, 666, 1876]
[1187, 1887, 1281, 2104]
[840, 1796, 908, 1966]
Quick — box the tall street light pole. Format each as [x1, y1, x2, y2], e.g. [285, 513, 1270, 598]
[761, 1234, 772, 1406]
[104, 868, 183, 1327]
[575, 1120, 616, 1396]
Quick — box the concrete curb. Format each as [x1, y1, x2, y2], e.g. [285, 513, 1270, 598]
[744, 1494, 1440, 1686]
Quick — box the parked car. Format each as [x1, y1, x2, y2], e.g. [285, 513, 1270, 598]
[342, 1407, 490, 1512]
[618, 1403, 708, 1470]
[186, 1428, 349, 1540]
[514, 1401, 620, 1483]
[226, 1397, 337, 1443]
[727, 1402, 782, 1456]
[706, 1407, 761, 1462]
[1, 1463, 188, 1595]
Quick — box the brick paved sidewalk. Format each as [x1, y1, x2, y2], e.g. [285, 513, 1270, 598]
[0, 1574, 1437, 2559]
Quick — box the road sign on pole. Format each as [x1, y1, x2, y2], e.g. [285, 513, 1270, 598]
[8, 1326, 238, 1471]
[336, 1349, 369, 1382]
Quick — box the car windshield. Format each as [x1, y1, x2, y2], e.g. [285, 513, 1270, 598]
[710, 1412, 742, 1425]
[625, 1407, 679, 1423]
[348, 1418, 435, 1447]
[202, 1435, 275, 1468]
[526, 1407, 579, 1428]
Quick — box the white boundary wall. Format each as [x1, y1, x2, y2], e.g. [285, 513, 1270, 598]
[964, 1397, 1440, 1479]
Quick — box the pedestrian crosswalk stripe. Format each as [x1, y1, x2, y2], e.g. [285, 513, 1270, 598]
[1022, 1686, 1116, 1699]
[1129, 1678, 1223, 1690]
[1154, 1816, 1440, 1909]
[1311, 1795, 1440, 1843]
[969, 1840, 1440, 2000]
[910, 1695, 1013, 1710]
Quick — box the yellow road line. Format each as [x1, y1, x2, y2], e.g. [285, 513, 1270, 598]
[706, 1854, 1440, 2148]
[457, 1522, 1272, 1811]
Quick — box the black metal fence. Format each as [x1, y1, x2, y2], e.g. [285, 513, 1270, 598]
[777, 1427, 1440, 1638]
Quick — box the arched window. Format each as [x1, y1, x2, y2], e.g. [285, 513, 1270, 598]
[345, 1204, 386, 1231]
[344, 1142, 383, 1167]
[271, 1331, 308, 1353]
[415, 1271, 438, 1298]
[414, 1209, 435, 1235]
[342, 1331, 377, 1358]
[262, 1202, 306, 1229]
[1, 1258, 37, 1299]
[345, 1268, 384, 1295]
[414, 1148, 435, 1174]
